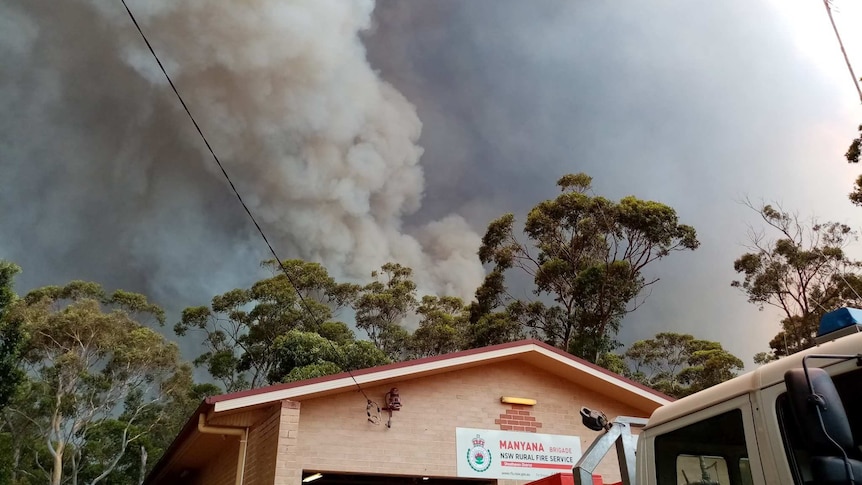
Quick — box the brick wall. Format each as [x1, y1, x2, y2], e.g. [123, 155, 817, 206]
[244, 404, 282, 485]
[293, 359, 647, 484]
[275, 400, 302, 485]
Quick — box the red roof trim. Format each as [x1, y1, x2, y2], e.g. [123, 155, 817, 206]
[207, 339, 674, 405]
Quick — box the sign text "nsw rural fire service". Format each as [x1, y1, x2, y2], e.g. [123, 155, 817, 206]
[455, 428, 582, 481]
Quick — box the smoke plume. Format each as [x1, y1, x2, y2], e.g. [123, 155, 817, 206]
[0, 0, 484, 308]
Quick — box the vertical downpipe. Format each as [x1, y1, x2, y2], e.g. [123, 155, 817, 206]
[197, 414, 249, 485]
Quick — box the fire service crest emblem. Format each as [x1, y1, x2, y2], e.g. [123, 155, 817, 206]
[466, 434, 492, 472]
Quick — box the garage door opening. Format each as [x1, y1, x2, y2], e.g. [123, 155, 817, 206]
[300, 471, 495, 485]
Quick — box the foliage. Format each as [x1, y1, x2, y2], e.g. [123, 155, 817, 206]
[847, 124, 862, 206]
[465, 270, 525, 348]
[596, 352, 628, 376]
[1, 369, 217, 485]
[4, 281, 184, 485]
[317, 320, 356, 345]
[474, 173, 699, 362]
[177, 258, 472, 391]
[80, 367, 220, 485]
[0, 378, 47, 485]
[466, 311, 525, 349]
[0, 260, 23, 412]
[409, 296, 469, 358]
[175, 259, 359, 392]
[353, 263, 417, 359]
[269, 330, 390, 383]
[753, 351, 778, 366]
[732, 202, 862, 360]
[623, 332, 744, 398]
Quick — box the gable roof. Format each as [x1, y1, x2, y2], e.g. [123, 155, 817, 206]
[208, 339, 673, 412]
[146, 339, 671, 484]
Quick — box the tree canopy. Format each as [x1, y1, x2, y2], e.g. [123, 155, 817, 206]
[0, 260, 23, 412]
[3, 281, 185, 485]
[175, 259, 360, 391]
[354, 263, 416, 360]
[620, 332, 744, 398]
[732, 202, 862, 360]
[270, 330, 390, 382]
[473, 173, 699, 361]
[410, 296, 469, 358]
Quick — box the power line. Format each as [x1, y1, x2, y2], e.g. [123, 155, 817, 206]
[822, 0, 862, 104]
[119, 0, 374, 404]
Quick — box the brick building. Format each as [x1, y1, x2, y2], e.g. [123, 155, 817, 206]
[144, 340, 671, 485]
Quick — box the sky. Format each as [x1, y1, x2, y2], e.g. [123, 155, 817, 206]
[1, 0, 861, 369]
[361, 0, 862, 365]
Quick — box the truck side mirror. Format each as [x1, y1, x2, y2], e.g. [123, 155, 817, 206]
[784, 367, 862, 484]
[784, 368, 853, 452]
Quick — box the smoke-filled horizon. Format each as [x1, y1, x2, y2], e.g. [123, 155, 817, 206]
[0, 0, 484, 308]
[2, 0, 862, 367]
[362, 0, 862, 365]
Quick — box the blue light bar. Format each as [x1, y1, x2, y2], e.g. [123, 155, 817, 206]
[818, 307, 862, 337]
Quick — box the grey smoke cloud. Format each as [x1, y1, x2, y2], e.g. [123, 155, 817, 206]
[2, 0, 861, 368]
[363, 0, 862, 364]
[0, 0, 484, 319]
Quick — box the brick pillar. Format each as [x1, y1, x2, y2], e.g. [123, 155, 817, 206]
[274, 400, 301, 485]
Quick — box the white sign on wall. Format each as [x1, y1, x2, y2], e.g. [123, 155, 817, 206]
[455, 427, 582, 481]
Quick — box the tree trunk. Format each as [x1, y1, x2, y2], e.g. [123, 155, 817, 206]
[10, 442, 21, 483]
[51, 442, 64, 485]
[50, 385, 66, 485]
[138, 445, 148, 485]
[71, 449, 79, 485]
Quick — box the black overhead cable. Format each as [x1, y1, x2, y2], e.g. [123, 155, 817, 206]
[119, 0, 376, 406]
[822, 0, 862, 104]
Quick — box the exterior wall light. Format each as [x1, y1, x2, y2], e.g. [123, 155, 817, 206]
[302, 473, 323, 483]
[383, 388, 401, 428]
[501, 397, 537, 406]
[384, 388, 401, 411]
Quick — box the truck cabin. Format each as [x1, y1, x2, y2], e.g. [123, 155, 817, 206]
[580, 307, 862, 485]
[644, 307, 862, 485]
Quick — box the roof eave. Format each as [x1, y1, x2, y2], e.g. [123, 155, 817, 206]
[211, 341, 672, 413]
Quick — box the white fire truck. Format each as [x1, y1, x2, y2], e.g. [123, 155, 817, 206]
[573, 307, 862, 485]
